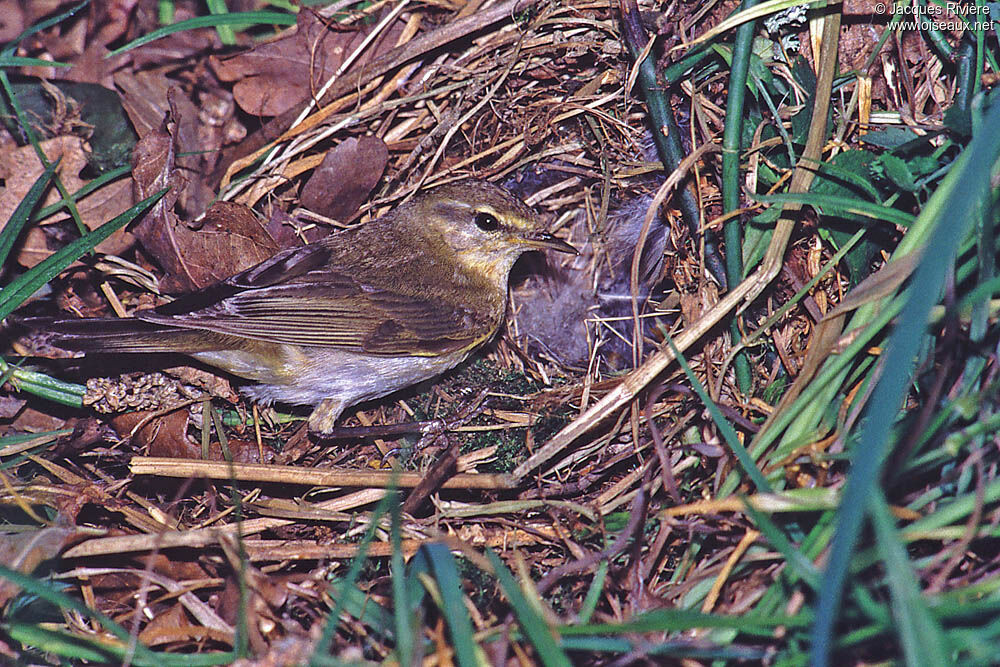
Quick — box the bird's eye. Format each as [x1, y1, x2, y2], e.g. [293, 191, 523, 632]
[474, 211, 501, 232]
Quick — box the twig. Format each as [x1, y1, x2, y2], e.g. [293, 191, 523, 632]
[129, 456, 517, 490]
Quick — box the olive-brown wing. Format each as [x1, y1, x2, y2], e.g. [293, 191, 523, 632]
[137, 269, 493, 356]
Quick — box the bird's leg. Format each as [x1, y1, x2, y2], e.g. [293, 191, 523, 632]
[308, 398, 346, 435]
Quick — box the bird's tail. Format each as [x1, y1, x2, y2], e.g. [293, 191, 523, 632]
[30, 317, 213, 354]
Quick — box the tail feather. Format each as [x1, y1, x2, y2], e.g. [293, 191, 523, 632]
[35, 317, 214, 354]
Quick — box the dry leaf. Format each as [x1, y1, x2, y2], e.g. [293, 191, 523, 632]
[212, 11, 403, 117]
[185, 201, 281, 281]
[112, 408, 264, 462]
[131, 106, 277, 291]
[299, 136, 388, 222]
[0, 136, 134, 266]
[113, 409, 199, 459]
[0, 1, 25, 43]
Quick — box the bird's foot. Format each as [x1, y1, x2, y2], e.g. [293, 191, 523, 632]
[308, 398, 346, 436]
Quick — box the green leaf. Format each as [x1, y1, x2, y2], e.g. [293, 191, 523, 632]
[754, 191, 916, 228]
[861, 127, 921, 149]
[742, 205, 779, 276]
[560, 608, 808, 636]
[809, 150, 882, 284]
[0, 360, 85, 407]
[424, 543, 479, 667]
[869, 491, 949, 667]
[0, 56, 70, 67]
[878, 154, 919, 192]
[0, 80, 137, 173]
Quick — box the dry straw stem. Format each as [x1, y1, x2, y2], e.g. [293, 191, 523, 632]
[63, 488, 388, 558]
[129, 456, 518, 489]
[656, 491, 921, 522]
[513, 10, 844, 480]
[702, 528, 760, 613]
[225, 0, 415, 205]
[217, 0, 541, 192]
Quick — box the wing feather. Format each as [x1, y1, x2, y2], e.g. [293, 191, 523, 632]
[138, 266, 495, 355]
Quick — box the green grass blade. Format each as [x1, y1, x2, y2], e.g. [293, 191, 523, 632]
[0, 563, 163, 664]
[390, 490, 414, 666]
[869, 490, 949, 667]
[32, 164, 131, 222]
[485, 549, 572, 667]
[0, 159, 59, 268]
[309, 489, 395, 665]
[742, 501, 819, 589]
[754, 192, 917, 228]
[0, 56, 70, 67]
[0, 71, 88, 236]
[0, 359, 85, 407]
[810, 90, 1000, 667]
[5, 623, 235, 666]
[0, 189, 166, 321]
[577, 561, 607, 624]
[424, 542, 479, 667]
[5, 624, 123, 663]
[106, 11, 297, 58]
[0, 2, 89, 56]
[666, 336, 771, 493]
[206, 0, 237, 45]
[560, 608, 808, 636]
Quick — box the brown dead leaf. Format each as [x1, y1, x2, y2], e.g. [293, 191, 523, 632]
[0, 396, 26, 419]
[211, 11, 404, 117]
[50, 1, 138, 87]
[137, 603, 192, 646]
[132, 120, 280, 289]
[118, 75, 217, 215]
[131, 105, 279, 290]
[115, 70, 176, 140]
[0, 136, 135, 267]
[129, 117, 193, 290]
[0, 1, 25, 43]
[184, 201, 281, 281]
[299, 136, 388, 222]
[112, 408, 264, 463]
[4, 405, 67, 435]
[113, 409, 198, 459]
[50, 417, 118, 459]
[132, 97, 279, 291]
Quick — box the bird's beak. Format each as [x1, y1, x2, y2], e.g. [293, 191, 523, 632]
[522, 231, 578, 254]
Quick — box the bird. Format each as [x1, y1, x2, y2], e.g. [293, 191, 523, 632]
[42, 179, 576, 434]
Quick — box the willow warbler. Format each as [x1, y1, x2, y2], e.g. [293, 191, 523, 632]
[46, 180, 575, 433]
